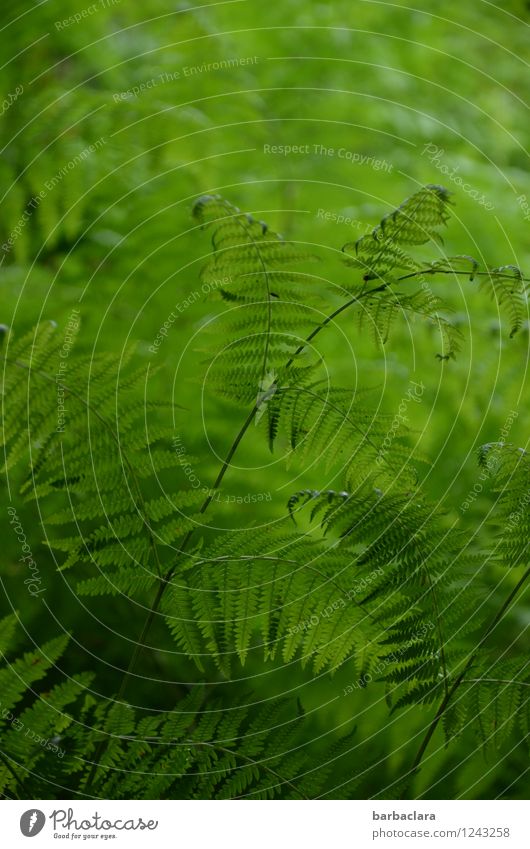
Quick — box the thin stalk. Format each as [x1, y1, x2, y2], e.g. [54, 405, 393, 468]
[284, 285, 387, 371]
[405, 565, 530, 785]
[463, 678, 530, 688]
[89, 260, 506, 789]
[118, 281, 388, 684]
[398, 268, 530, 285]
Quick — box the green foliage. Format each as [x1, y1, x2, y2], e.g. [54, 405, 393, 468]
[2, 181, 529, 799]
[477, 442, 530, 568]
[428, 256, 528, 339]
[3, 0, 530, 805]
[192, 194, 320, 404]
[0, 616, 357, 799]
[342, 184, 452, 282]
[1, 323, 203, 589]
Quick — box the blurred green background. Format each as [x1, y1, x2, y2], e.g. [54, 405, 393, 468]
[1, 0, 529, 798]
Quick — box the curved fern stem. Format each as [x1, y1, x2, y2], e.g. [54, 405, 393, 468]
[283, 284, 387, 370]
[111, 282, 390, 695]
[162, 282, 391, 573]
[463, 677, 530, 688]
[398, 267, 530, 285]
[404, 564, 530, 789]
[86, 403, 261, 788]
[91, 275, 444, 791]
[84, 577, 170, 792]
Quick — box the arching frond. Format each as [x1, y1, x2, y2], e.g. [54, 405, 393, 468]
[342, 184, 452, 283]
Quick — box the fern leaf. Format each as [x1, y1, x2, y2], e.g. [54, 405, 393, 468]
[342, 184, 452, 283]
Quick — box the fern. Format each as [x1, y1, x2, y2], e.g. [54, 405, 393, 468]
[477, 441, 530, 568]
[192, 194, 321, 404]
[342, 184, 452, 282]
[428, 255, 528, 338]
[0, 617, 357, 799]
[2, 185, 529, 800]
[1, 324, 203, 593]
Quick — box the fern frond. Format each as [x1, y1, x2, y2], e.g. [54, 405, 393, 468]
[266, 383, 420, 488]
[342, 184, 452, 283]
[477, 442, 530, 568]
[48, 687, 357, 800]
[161, 519, 384, 674]
[357, 287, 462, 360]
[429, 256, 528, 338]
[1, 323, 206, 604]
[192, 194, 321, 404]
[477, 265, 527, 338]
